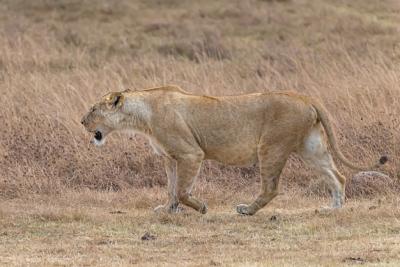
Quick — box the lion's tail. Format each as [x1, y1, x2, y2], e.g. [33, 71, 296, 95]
[311, 100, 388, 171]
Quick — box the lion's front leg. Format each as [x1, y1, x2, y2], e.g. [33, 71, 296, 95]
[154, 157, 180, 213]
[175, 153, 208, 214]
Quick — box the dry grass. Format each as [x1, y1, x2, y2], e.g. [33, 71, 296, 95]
[0, 0, 399, 197]
[1, 191, 400, 266]
[0, 0, 400, 265]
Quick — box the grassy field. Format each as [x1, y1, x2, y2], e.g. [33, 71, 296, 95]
[1, 191, 400, 266]
[0, 0, 400, 266]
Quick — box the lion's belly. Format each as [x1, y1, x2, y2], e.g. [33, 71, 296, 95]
[204, 145, 258, 167]
[199, 127, 260, 167]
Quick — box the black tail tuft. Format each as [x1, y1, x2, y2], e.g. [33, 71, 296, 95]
[379, 155, 388, 165]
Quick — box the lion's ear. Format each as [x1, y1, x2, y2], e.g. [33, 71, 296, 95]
[106, 92, 125, 109]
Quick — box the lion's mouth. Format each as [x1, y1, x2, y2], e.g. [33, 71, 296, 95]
[94, 130, 102, 141]
[90, 130, 106, 146]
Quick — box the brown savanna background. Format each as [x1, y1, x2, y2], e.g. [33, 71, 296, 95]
[0, 0, 399, 198]
[1, 1, 400, 266]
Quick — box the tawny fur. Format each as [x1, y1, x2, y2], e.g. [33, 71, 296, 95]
[81, 85, 386, 215]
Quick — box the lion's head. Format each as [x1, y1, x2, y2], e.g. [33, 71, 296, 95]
[81, 92, 125, 146]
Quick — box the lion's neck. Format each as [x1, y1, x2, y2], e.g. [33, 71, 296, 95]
[121, 98, 152, 134]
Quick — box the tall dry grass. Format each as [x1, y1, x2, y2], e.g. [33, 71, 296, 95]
[0, 0, 399, 198]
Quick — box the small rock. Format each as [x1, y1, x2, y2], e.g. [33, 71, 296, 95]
[209, 260, 219, 266]
[343, 257, 366, 264]
[109, 210, 126, 214]
[141, 232, 156, 241]
[347, 171, 393, 197]
[97, 239, 115, 245]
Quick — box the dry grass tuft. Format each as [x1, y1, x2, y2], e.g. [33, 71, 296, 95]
[30, 209, 88, 223]
[158, 29, 231, 62]
[347, 171, 395, 197]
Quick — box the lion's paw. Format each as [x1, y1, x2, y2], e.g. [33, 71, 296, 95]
[154, 203, 182, 214]
[236, 204, 252, 215]
[154, 205, 167, 213]
[199, 203, 208, 214]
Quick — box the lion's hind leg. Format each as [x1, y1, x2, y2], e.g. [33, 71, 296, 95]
[300, 124, 346, 209]
[237, 142, 291, 216]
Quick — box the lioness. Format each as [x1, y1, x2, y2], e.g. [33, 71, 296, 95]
[81, 85, 387, 215]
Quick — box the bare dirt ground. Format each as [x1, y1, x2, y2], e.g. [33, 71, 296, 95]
[0, 0, 400, 266]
